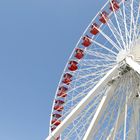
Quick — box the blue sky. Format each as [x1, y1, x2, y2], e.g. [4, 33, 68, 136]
[0, 0, 106, 140]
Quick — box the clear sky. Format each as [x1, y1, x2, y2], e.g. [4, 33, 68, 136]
[0, 0, 106, 140]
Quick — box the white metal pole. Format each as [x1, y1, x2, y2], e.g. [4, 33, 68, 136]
[124, 96, 128, 140]
[83, 82, 117, 140]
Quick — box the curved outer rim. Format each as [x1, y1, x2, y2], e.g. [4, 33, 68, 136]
[49, 0, 124, 135]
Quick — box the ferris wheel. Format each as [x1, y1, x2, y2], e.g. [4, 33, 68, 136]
[46, 0, 140, 139]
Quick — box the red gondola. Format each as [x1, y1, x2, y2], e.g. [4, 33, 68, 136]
[99, 11, 108, 24]
[57, 92, 67, 98]
[82, 35, 91, 47]
[57, 86, 68, 98]
[54, 105, 64, 112]
[110, 0, 119, 11]
[62, 73, 72, 85]
[55, 100, 65, 105]
[51, 119, 61, 126]
[51, 126, 56, 131]
[90, 23, 99, 35]
[53, 113, 62, 118]
[59, 86, 68, 92]
[68, 61, 78, 71]
[75, 48, 84, 59]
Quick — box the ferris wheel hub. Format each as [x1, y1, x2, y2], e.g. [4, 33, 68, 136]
[117, 43, 140, 64]
[116, 50, 129, 63]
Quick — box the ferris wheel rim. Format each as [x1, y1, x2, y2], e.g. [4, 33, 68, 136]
[49, 0, 112, 133]
[48, 0, 140, 139]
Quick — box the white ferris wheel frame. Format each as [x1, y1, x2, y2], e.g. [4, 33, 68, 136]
[46, 57, 140, 140]
[46, 0, 140, 139]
